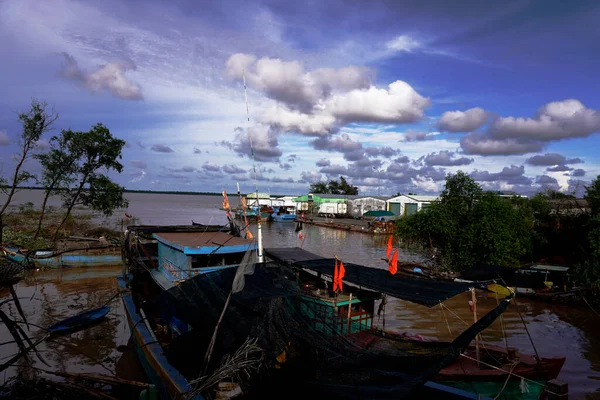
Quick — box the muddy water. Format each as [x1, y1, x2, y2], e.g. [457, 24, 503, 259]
[1, 191, 600, 398]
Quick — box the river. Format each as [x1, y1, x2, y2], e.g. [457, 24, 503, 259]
[1, 190, 599, 398]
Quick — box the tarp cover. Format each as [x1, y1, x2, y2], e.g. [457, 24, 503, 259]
[265, 247, 483, 307]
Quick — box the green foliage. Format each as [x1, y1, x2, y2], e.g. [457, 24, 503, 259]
[309, 176, 358, 195]
[586, 175, 600, 217]
[52, 123, 126, 241]
[1, 227, 51, 250]
[397, 171, 531, 271]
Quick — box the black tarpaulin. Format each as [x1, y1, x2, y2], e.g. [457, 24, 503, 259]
[265, 247, 484, 307]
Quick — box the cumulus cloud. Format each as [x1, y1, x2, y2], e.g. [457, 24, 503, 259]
[130, 160, 147, 169]
[226, 54, 429, 136]
[300, 170, 323, 184]
[129, 170, 146, 183]
[525, 153, 583, 166]
[0, 130, 9, 146]
[492, 99, 600, 141]
[423, 151, 473, 166]
[310, 133, 362, 157]
[457, 99, 600, 156]
[461, 134, 542, 155]
[400, 130, 432, 142]
[202, 163, 220, 172]
[437, 107, 489, 132]
[60, 53, 143, 100]
[220, 126, 282, 162]
[546, 165, 572, 172]
[536, 175, 559, 185]
[151, 144, 175, 153]
[364, 146, 399, 158]
[35, 139, 51, 149]
[272, 177, 295, 183]
[279, 163, 292, 170]
[470, 165, 532, 185]
[222, 164, 247, 174]
[411, 176, 440, 192]
[316, 158, 331, 167]
[194, 147, 203, 154]
[386, 35, 421, 53]
[571, 169, 586, 177]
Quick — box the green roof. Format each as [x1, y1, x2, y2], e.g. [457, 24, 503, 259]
[363, 210, 395, 217]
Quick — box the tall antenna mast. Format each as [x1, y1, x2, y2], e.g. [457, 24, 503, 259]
[243, 73, 264, 263]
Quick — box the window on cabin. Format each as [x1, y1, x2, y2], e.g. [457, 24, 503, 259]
[190, 252, 248, 268]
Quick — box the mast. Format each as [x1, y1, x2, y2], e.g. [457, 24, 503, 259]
[243, 74, 264, 263]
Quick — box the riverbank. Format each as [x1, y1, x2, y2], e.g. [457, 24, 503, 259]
[294, 215, 396, 235]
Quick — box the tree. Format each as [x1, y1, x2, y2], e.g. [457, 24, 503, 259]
[0, 100, 57, 242]
[309, 176, 358, 195]
[52, 124, 128, 242]
[397, 171, 532, 271]
[309, 182, 328, 194]
[586, 175, 600, 217]
[33, 131, 80, 239]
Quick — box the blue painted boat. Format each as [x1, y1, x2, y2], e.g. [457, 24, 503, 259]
[1, 244, 122, 269]
[47, 305, 110, 333]
[118, 225, 256, 399]
[118, 276, 203, 400]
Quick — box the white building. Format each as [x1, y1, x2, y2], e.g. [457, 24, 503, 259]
[386, 194, 439, 216]
[347, 196, 388, 217]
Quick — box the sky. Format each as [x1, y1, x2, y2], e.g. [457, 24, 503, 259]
[1, 0, 599, 197]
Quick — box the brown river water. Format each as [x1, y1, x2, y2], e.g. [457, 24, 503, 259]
[1, 190, 600, 398]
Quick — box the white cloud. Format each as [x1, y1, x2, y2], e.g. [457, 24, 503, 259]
[437, 107, 489, 132]
[386, 35, 421, 53]
[492, 99, 600, 141]
[0, 130, 10, 146]
[411, 176, 440, 192]
[300, 170, 322, 184]
[61, 53, 143, 100]
[461, 134, 543, 155]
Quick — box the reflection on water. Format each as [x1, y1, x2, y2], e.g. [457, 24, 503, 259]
[1, 192, 599, 399]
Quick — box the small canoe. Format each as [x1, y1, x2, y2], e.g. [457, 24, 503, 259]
[48, 306, 110, 333]
[1, 244, 122, 269]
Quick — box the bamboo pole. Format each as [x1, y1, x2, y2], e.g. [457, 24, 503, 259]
[346, 293, 353, 334]
[471, 288, 480, 367]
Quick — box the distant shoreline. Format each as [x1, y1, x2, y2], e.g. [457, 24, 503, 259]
[3, 186, 288, 197]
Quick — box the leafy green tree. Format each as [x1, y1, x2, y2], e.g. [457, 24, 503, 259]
[397, 171, 532, 271]
[309, 176, 358, 195]
[52, 124, 128, 242]
[309, 182, 328, 194]
[33, 131, 80, 239]
[0, 100, 57, 242]
[586, 175, 600, 217]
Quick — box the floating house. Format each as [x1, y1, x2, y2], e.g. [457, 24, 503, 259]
[386, 194, 439, 216]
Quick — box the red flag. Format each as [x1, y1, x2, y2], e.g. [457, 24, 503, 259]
[389, 249, 398, 275]
[338, 261, 345, 291]
[386, 235, 393, 260]
[333, 259, 339, 291]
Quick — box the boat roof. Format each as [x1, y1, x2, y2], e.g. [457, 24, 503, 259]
[265, 247, 484, 307]
[527, 264, 570, 272]
[153, 232, 256, 255]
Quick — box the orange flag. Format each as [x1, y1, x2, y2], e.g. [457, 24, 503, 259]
[386, 235, 393, 260]
[338, 261, 345, 291]
[389, 249, 398, 275]
[333, 259, 339, 291]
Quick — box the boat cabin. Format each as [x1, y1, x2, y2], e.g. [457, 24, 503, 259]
[153, 231, 257, 283]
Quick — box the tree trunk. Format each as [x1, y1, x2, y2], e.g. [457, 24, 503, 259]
[33, 189, 52, 240]
[0, 145, 29, 217]
[52, 181, 86, 243]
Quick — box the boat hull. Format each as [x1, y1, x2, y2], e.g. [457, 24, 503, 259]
[118, 276, 202, 400]
[2, 245, 122, 268]
[271, 214, 296, 222]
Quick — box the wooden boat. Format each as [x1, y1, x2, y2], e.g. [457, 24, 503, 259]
[436, 344, 565, 399]
[48, 306, 111, 333]
[1, 243, 122, 269]
[119, 224, 255, 400]
[120, 224, 522, 399]
[270, 206, 296, 222]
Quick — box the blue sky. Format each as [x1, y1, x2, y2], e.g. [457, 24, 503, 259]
[1, 0, 599, 196]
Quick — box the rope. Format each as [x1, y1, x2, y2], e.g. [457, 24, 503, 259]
[494, 289, 509, 352]
[493, 360, 519, 399]
[580, 289, 600, 318]
[440, 302, 470, 326]
[439, 302, 452, 336]
[459, 353, 567, 397]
